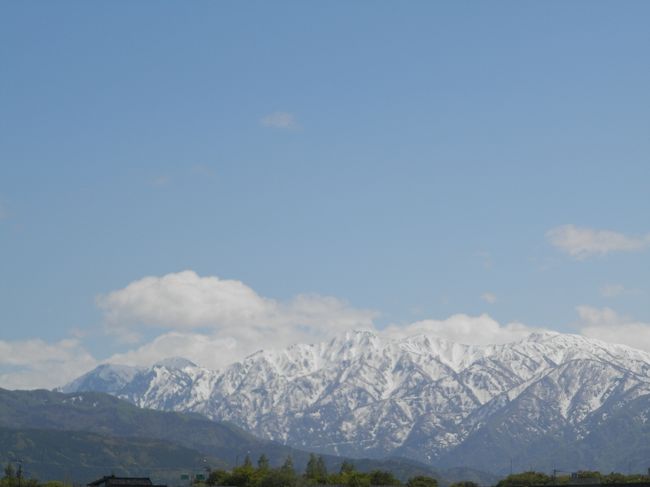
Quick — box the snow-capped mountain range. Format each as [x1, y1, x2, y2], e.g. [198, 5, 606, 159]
[61, 331, 650, 474]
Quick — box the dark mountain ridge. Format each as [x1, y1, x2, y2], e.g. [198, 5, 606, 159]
[0, 389, 491, 485]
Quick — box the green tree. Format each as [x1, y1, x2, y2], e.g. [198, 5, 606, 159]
[223, 465, 255, 487]
[304, 454, 329, 484]
[1, 464, 17, 487]
[496, 472, 552, 487]
[449, 482, 478, 487]
[281, 456, 295, 477]
[206, 469, 228, 486]
[3, 465, 15, 480]
[0, 464, 36, 487]
[257, 469, 297, 487]
[574, 472, 602, 482]
[243, 455, 253, 469]
[346, 472, 371, 487]
[305, 454, 319, 481]
[257, 454, 270, 471]
[602, 473, 626, 484]
[340, 461, 356, 475]
[369, 470, 400, 486]
[406, 476, 438, 487]
[315, 456, 328, 482]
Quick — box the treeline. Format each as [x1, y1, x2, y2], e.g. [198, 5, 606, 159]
[2, 463, 36, 487]
[203, 454, 442, 487]
[496, 471, 650, 487]
[1, 463, 65, 487]
[4, 459, 650, 487]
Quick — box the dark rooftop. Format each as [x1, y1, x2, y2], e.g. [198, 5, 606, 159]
[88, 476, 164, 487]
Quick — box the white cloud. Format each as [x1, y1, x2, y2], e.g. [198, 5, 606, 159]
[546, 224, 650, 259]
[383, 313, 542, 346]
[97, 270, 377, 368]
[0, 338, 97, 390]
[576, 305, 650, 353]
[260, 111, 299, 129]
[106, 332, 237, 370]
[98, 271, 271, 330]
[481, 292, 497, 304]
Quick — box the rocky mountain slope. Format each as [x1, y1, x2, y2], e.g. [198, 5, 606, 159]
[61, 331, 650, 474]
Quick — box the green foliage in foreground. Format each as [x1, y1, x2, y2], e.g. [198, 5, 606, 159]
[205, 455, 431, 487]
[1, 464, 67, 487]
[205, 464, 650, 487]
[5, 457, 650, 487]
[2, 462, 41, 487]
[496, 471, 650, 487]
[407, 476, 439, 487]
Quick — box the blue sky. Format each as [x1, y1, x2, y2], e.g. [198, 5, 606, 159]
[1, 1, 649, 388]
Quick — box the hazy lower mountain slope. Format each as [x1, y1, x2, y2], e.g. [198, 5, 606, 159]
[62, 331, 650, 474]
[0, 388, 290, 468]
[0, 389, 470, 484]
[0, 426, 212, 484]
[0, 427, 468, 486]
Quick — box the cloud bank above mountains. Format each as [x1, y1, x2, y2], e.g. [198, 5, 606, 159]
[100, 270, 377, 370]
[2, 267, 649, 390]
[98, 270, 377, 342]
[1, 222, 649, 390]
[0, 338, 96, 391]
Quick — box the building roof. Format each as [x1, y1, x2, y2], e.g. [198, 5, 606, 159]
[87, 476, 163, 487]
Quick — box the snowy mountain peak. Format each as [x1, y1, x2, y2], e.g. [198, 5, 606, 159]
[58, 363, 144, 393]
[62, 329, 650, 472]
[153, 357, 198, 369]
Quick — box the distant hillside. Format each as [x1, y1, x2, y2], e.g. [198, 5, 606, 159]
[0, 389, 492, 485]
[0, 388, 302, 469]
[0, 426, 212, 485]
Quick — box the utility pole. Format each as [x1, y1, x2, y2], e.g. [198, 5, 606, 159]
[16, 459, 23, 487]
[553, 469, 571, 485]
